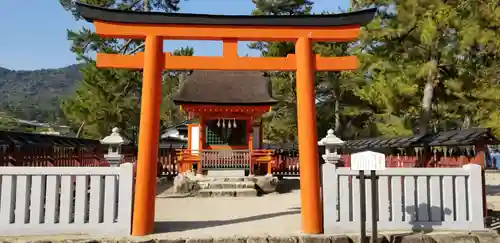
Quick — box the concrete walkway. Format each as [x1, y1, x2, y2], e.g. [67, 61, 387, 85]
[154, 190, 302, 238]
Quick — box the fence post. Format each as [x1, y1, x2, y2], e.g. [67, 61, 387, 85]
[118, 162, 134, 235]
[319, 129, 344, 233]
[100, 127, 129, 167]
[463, 163, 485, 230]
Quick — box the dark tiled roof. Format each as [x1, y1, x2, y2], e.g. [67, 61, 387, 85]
[343, 134, 430, 149]
[343, 128, 498, 150]
[425, 128, 498, 146]
[173, 71, 278, 106]
[159, 138, 187, 149]
[0, 130, 101, 148]
[261, 128, 499, 152]
[162, 119, 194, 132]
[262, 142, 298, 150]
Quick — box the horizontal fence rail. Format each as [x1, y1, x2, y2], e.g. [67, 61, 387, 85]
[322, 163, 484, 233]
[201, 150, 251, 169]
[0, 163, 134, 236]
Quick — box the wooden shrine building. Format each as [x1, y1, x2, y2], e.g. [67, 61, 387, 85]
[340, 128, 499, 168]
[173, 71, 275, 176]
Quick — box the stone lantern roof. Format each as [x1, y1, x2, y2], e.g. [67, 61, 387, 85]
[318, 129, 344, 146]
[100, 127, 129, 145]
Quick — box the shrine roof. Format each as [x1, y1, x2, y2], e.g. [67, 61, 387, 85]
[0, 130, 101, 148]
[266, 128, 499, 152]
[172, 71, 277, 106]
[425, 128, 498, 146]
[343, 128, 498, 150]
[75, 2, 376, 27]
[161, 120, 193, 132]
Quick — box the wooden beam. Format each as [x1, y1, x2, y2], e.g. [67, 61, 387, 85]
[96, 53, 359, 71]
[198, 114, 265, 119]
[94, 21, 361, 42]
[182, 105, 271, 113]
[223, 39, 238, 58]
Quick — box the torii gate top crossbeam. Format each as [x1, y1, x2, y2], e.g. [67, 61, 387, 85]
[76, 3, 376, 41]
[74, 3, 376, 71]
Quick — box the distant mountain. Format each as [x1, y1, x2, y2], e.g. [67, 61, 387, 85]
[0, 64, 83, 123]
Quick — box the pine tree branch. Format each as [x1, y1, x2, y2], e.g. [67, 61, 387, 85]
[119, 40, 133, 54]
[128, 43, 146, 54]
[127, 0, 144, 10]
[117, 0, 145, 54]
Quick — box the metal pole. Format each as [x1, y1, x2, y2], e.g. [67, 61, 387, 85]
[370, 170, 378, 243]
[359, 170, 367, 243]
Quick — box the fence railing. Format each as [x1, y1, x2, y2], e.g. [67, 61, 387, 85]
[0, 163, 134, 236]
[272, 151, 300, 176]
[201, 150, 251, 169]
[322, 163, 484, 233]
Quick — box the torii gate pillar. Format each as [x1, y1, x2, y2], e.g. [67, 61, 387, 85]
[133, 36, 164, 234]
[295, 37, 322, 232]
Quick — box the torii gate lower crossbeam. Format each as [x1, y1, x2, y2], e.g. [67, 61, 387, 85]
[75, 2, 376, 237]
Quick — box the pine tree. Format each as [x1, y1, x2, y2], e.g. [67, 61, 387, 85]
[352, 0, 500, 135]
[251, 1, 375, 141]
[249, 0, 312, 143]
[314, 35, 380, 139]
[0, 112, 21, 131]
[161, 47, 195, 127]
[59, 0, 192, 139]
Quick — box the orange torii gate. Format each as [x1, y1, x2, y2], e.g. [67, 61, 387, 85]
[76, 2, 375, 236]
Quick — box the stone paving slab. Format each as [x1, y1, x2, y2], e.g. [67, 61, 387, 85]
[153, 189, 302, 238]
[1, 233, 499, 243]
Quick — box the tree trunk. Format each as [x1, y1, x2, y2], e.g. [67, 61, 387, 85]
[332, 73, 342, 137]
[334, 97, 341, 136]
[178, 72, 187, 92]
[76, 121, 85, 138]
[419, 80, 434, 135]
[417, 79, 435, 167]
[462, 114, 471, 129]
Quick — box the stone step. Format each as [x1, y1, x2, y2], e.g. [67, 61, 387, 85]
[198, 181, 255, 189]
[207, 169, 246, 177]
[209, 176, 255, 182]
[196, 188, 258, 197]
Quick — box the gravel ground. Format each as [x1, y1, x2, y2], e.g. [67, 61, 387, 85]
[153, 189, 302, 238]
[151, 181, 500, 239]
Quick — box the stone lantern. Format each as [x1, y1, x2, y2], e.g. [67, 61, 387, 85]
[100, 127, 129, 167]
[318, 129, 344, 164]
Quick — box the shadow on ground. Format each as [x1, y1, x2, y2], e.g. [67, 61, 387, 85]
[154, 209, 300, 233]
[275, 178, 300, 194]
[486, 185, 500, 196]
[486, 210, 500, 233]
[156, 178, 174, 196]
[405, 204, 452, 233]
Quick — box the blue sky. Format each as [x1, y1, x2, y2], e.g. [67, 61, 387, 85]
[0, 0, 349, 71]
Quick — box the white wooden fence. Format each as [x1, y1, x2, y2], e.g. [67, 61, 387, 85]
[0, 163, 134, 236]
[322, 163, 485, 233]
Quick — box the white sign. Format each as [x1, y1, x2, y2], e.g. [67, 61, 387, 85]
[350, 150, 386, 171]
